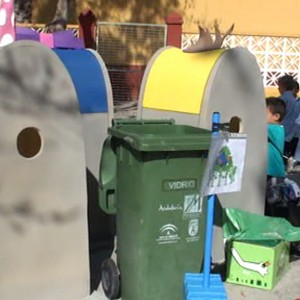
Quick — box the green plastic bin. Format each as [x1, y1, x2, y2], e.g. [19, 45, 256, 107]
[99, 119, 211, 300]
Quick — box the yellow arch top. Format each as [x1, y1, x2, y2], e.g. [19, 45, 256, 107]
[142, 47, 225, 114]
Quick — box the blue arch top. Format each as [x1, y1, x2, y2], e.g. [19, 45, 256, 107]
[54, 49, 109, 113]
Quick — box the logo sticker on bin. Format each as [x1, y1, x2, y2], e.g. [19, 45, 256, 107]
[188, 219, 199, 237]
[163, 179, 197, 191]
[159, 204, 183, 212]
[156, 224, 180, 245]
[183, 194, 202, 219]
[186, 219, 200, 243]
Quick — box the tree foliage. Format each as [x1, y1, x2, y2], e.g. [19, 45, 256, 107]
[14, 0, 33, 23]
[15, 0, 74, 25]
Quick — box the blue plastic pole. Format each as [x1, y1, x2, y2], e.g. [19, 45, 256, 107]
[203, 112, 220, 289]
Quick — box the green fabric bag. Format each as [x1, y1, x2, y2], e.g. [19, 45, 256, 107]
[223, 208, 300, 242]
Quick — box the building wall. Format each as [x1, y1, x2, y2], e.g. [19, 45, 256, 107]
[180, 0, 300, 37]
[34, 0, 300, 38]
[32, 0, 299, 99]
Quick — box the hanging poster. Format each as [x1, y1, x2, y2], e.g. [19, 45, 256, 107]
[201, 132, 247, 196]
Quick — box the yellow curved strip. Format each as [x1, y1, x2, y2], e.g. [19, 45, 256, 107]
[143, 47, 225, 114]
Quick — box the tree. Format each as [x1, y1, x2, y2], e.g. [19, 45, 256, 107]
[45, 0, 75, 32]
[51, 0, 73, 24]
[14, 0, 75, 27]
[14, 0, 33, 23]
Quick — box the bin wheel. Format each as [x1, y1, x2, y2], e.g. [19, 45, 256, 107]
[101, 258, 121, 299]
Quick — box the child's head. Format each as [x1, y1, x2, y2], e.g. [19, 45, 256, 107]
[277, 74, 295, 95]
[266, 97, 286, 124]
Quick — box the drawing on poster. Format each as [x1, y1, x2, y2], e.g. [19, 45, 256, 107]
[201, 133, 247, 196]
[210, 145, 237, 187]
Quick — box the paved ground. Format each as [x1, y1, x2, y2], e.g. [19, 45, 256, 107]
[226, 258, 300, 300]
[90, 105, 300, 300]
[87, 256, 300, 300]
[88, 185, 300, 299]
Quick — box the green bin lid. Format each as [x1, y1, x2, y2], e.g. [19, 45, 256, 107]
[108, 119, 211, 152]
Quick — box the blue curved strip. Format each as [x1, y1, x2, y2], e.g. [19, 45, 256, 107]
[54, 49, 109, 113]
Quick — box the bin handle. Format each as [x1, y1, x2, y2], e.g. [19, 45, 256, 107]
[99, 136, 117, 214]
[112, 118, 175, 127]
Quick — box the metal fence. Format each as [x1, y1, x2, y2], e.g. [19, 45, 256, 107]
[96, 22, 167, 103]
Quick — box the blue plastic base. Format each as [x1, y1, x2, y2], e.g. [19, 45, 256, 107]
[184, 273, 228, 300]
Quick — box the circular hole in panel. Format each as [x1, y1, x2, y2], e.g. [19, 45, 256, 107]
[17, 127, 42, 158]
[229, 116, 242, 133]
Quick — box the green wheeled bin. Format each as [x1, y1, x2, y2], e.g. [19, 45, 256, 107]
[99, 119, 211, 300]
